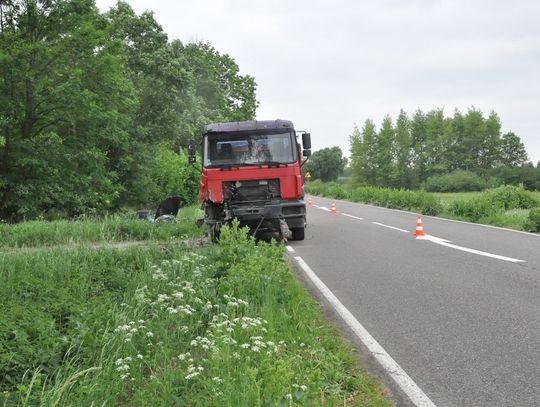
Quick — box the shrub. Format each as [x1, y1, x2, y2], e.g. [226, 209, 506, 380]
[484, 185, 539, 210]
[447, 186, 539, 222]
[424, 170, 486, 192]
[305, 182, 442, 215]
[447, 196, 502, 221]
[527, 208, 540, 232]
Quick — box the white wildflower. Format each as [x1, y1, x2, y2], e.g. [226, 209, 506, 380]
[185, 372, 199, 380]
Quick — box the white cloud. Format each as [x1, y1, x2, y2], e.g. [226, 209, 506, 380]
[96, 0, 540, 163]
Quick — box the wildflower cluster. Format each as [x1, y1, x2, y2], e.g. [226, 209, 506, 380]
[114, 319, 150, 344]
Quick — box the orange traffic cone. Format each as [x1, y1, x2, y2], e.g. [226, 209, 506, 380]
[414, 215, 426, 237]
[307, 196, 313, 206]
[330, 202, 337, 214]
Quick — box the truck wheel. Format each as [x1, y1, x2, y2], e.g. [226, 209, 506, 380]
[291, 227, 305, 241]
[209, 224, 221, 243]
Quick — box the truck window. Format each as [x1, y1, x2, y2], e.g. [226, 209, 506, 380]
[203, 132, 297, 167]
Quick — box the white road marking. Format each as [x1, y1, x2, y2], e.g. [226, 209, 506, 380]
[421, 235, 526, 263]
[319, 206, 330, 212]
[292, 256, 437, 407]
[342, 213, 364, 221]
[285, 245, 295, 253]
[372, 222, 409, 233]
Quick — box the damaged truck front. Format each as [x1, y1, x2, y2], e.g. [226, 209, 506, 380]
[191, 119, 311, 241]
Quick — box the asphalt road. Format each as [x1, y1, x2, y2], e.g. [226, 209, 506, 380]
[288, 196, 540, 407]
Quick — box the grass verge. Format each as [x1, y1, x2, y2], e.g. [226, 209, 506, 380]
[0, 206, 203, 249]
[0, 220, 389, 406]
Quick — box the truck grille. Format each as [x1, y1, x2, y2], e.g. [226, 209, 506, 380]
[223, 179, 280, 202]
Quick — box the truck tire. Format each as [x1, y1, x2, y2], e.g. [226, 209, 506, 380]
[291, 227, 305, 241]
[209, 224, 221, 243]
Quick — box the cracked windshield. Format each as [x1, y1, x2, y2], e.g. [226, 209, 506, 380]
[204, 132, 296, 166]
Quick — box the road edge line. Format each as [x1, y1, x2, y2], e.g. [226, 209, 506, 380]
[293, 255, 436, 407]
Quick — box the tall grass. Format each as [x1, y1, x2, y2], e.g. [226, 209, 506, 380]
[306, 180, 442, 215]
[0, 222, 389, 406]
[0, 206, 203, 248]
[306, 181, 540, 232]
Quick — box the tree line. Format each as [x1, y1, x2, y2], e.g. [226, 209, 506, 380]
[349, 108, 533, 189]
[0, 0, 257, 221]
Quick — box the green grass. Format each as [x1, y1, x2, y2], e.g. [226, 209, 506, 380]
[307, 181, 540, 232]
[0, 220, 389, 406]
[433, 191, 484, 205]
[0, 206, 203, 249]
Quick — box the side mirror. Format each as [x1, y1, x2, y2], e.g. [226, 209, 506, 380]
[302, 133, 311, 150]
[188, 139, 196, 164]
[303, 149, 311, 157]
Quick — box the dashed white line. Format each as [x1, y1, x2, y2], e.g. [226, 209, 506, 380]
[292, 255, 437, 407]
[372, 222, 409, 233]
[319, 206, 330, 212]
[285, 245, 295, 253]
[342, 213, 364, 221]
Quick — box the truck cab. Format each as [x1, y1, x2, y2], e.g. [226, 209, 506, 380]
[195, 119, 311, 241]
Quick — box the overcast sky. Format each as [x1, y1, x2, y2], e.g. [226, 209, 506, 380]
[96, 0, 540, 164]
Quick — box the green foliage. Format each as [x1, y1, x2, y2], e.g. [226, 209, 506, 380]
[147, 145, 200, 205]
[306, 180, 442, 215]
[424, 170, 487, 192]
[500, 132, 528, 167]
[526, 208, 540, 232]
[0, 219, 389, 406]
[0, 206, 203, 248]
[488, 165, 540, 191]
[447, 186, 539, 221]
[0, 1, 258, 221]
[484, 185, 539, 210]
[349, 107, 531, 190]
[303, 146, 347, 182]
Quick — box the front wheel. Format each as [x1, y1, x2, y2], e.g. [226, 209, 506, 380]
[291, 227, 305, 241]
[209, 223, 221, 243]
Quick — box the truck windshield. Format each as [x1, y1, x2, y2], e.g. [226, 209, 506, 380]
[203, 132, 297, 167]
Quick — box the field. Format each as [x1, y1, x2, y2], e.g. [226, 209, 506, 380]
[0, 210, 389, 406]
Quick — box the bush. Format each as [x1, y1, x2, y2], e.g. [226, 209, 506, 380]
[447, 185, 539, 222]
[527, 208, 540, 232]
[489, 166, 540, 191]
[447, 196, 502, 221]
[483, 185, 539, 210]
[305, 181, 442, 215]
[424, 170, 486, 192]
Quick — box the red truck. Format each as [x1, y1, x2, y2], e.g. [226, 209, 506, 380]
[189, 119, 311, 241]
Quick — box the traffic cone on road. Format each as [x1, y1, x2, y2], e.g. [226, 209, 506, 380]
[307, 196, 313, 206]
[414, 215, 426, 237]
[330, 202, 337, 214]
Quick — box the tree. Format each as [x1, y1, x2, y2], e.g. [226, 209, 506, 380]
[499, 132, 528, 167]
[304, 146, 347, 182]
[394, 109, 412, 188]
[424, 109, 446, 177]
[376, 115, 395, 187]
[479, 111, 502, 170]
[349, 124, 364, 183]
[410, 109, 427, 186]
[0, 0, 134, 220]
[349, 119, 378, 184]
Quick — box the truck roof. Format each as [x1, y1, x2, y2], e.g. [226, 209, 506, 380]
[203, 119, 294, 134]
